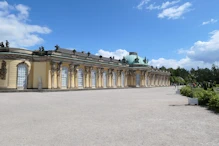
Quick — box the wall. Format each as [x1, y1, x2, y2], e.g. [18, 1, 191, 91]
[0, 60, 8, 88]
[0, 60, 32, 89]
[32, 62, 48, 88]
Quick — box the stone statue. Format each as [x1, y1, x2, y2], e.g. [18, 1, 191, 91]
[0, 42, 4, 47]
[5, 40, 9, 47]
[39, 46, 44, 52]
[55, 45, 59, 51]
[41, 46, 44, 51]
[72, 49, 76, 55]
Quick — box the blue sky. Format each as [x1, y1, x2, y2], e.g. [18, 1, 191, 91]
[0, 0, 219, 69]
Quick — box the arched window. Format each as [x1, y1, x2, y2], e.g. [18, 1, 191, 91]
[17, 63, 28, 89]
[91, 70, 96, 88]
[61, 67, 68, 88]
[78, 69, 83, 88]
[103, 71, 107, 88]
[113, 72, 117, 87]
[136, 74, 140, 87]
[121, 72, 125, 87]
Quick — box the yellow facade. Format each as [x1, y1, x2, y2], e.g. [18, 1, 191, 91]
[0, 48, 171, 90]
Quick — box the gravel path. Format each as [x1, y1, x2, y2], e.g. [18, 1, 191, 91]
[0, 87, 219, 146]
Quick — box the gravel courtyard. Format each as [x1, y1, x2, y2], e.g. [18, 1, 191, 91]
[0, 87, 219, 146]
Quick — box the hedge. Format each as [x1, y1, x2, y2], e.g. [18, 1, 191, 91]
[180, 86, 219, 112]
[208, 96, 219, 112]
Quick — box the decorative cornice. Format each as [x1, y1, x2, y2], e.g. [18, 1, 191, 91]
[0, 60, 7, 80]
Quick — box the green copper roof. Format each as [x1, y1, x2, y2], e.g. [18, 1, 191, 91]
[125, 52, 148, 66]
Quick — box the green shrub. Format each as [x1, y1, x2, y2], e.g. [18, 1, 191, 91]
[193, 90, 204, 98]
[198, 90, 215, 106]
[180, 86, 219, 112]
[180, 86, 193, 97]
[208, 95, 219, 112]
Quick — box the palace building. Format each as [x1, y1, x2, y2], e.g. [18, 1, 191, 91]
[0, 45, 170, 90]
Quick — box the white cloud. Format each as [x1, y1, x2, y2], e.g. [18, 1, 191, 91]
[146, 3, 160, 10]
[158, 2, 192, 19]
[136, 0, 150, 10]
[161, 0, 181, 9]
[0, 1, 51, 48]
[147, 0, 181, 10]
[95, 49, 129, 59]
[202, 19, 218, 25]
[151, 30, 219, 69]
[184, 30, 219, 63]
[148, 57, 217, 69]
[95, 30, 219, 69]
[95, 48, 217, 69]
[138, 0, 192, 20]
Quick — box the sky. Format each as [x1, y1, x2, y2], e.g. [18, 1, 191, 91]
[0, 0, 219, 69]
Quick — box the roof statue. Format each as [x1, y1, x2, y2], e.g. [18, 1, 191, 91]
[5, 40, 9, 48]
[39, 46, 44, 52]
[0, 42, 4, 47]
[55, 45, 60, 51]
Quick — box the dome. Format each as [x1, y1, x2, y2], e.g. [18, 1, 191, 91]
[124, 52, 148, 66]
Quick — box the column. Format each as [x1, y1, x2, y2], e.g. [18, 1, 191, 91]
[125, 70, 128, 87]
[50, 61, 56, 89]
[133, 70, 136, 87]
[57, 62, 62, 89]
[161, 75, 164, 86]
[158, 75, 160, 86]
[108, 69, 111, 87]
[74, 65, 79, 88]
[144, 71, 148, 87]
[159, 75, 162, 86]
[157, 75, 159, 86]
[89, 67, 92, 88]
[100, 68, 104, 88]
[148, 73, 152, 87]
[69, 63, 74, 88]
[111, 69, 114, 87]
[141, 71, 144, 87]
[84, 67, 88, 88]
[152, 74, 155, 86]
[155, 75, 157, 86]
[165, 76, 167, 86]
[117, 70, 120, 87]
[98, 68, 100, 88]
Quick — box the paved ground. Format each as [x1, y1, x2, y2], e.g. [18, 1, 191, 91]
[0, 87, 219, 146]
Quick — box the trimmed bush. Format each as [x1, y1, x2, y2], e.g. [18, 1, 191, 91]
[180, 86, 219, 112]
[198, 90, 215, 106]
[208, 95, 219, 113]
[180, 86, 193, 97]
[180, 86, 216, 106]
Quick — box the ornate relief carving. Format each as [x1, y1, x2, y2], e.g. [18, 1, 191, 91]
[100, 68, 104, 73]
[108, 69, 112, 74]
[141, 71, 146, 76]
[100, 68, 104, 77]
[69, 63, 74, 75]
[56, 62, 62, 76]
[0, 60, 7, 80]
[74, 65, 79, 76]
[119, 70, 123, 75]
[85, 66, 90, 75]
[50, 61, 56, 76]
